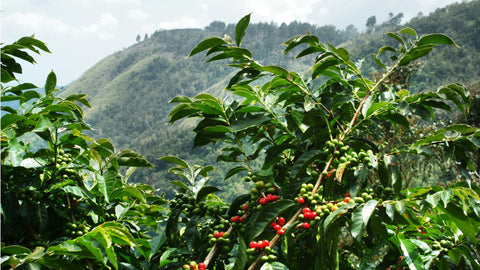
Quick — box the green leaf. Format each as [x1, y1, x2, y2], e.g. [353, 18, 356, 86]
[290, 150, 324, 179]
[260, 261, 289, 270]
[259, 65, 289, 78]
[65, 93, 92, 107]
[381, 113, 410, 128]
[32, 114, 53, 132]
[225, 166, 248, 180]
[97, 170, 118, 203]
[159, 156, 189, 168]
[117, 149, 152, 167]
[169, 95, 192, 103]
[283, 35, 320, 55]
[196, 185, 221, 202]
[386, 32, 405, 47]
[448, 248, 462, 265]
[418, 33, 458, 47]
[44, 70, 57, 97]
[312, 57, 340, 78]
[399, 27, 418, 38]
[443, 204, 477, 241]
[1, 245, 32, 255]
[230, 114, 271, 132]
[189, 37, 228, 57]
[304, 96, 315, 112]
[1, 114, 25, 130]
[112, 186, 146, 203]
[399, 44, 436, 66]
[323, 203, 356, 232]
[437, 83, 470, 117]
[398, 238, 423, 270]
[235, 14, 251, 46]
[203, 125, 231, 133]
[232, 88, 260, 103]
[351, 200, 378, 241]
[191, 99, 224, 115]
[170, 180, 190, 191]
[250, 200, 295, 239]
[232, 235, 248, 270]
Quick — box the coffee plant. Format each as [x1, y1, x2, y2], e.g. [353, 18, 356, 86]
[2, 15, 480, 270]
[166, 15, 480, 269]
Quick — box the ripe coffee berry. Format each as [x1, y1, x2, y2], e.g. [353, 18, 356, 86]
[277, 217, 285, 226]
[198, 262, 206, 270]
[259, 198, 267, 205]
[302, 222, 311, 229]
[297, 197, 305, 204]
[242, 204, 249, 211]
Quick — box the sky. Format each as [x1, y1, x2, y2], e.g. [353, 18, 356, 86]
[2, 0, 464, 87]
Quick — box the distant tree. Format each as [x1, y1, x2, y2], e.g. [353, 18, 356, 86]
[344, 24, 359, 39]
[144, 33, 149, 40]
[386, 12, 404, 26]
[136, 34, 141, 43]
[366, 15, 376, 32]
[205, 21, 226, 32]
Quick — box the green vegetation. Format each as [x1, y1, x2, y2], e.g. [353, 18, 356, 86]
[58, 1, 480, 201]
[2, 11, 480, 269]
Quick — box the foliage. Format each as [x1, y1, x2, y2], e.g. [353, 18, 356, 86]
[1, 36, 174, 269]
[165, 14, 480, 269]
[58, 1, 480, 201]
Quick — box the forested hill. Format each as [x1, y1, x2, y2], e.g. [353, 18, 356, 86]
[62, 0, 480, 199]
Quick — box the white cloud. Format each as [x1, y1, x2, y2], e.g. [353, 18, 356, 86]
[244, 0, 317, 23]
[157, 16, 201, 29]
[81, 13, 119, 39]
[127, 9, 150, 20]
[3, 12, 73, 36]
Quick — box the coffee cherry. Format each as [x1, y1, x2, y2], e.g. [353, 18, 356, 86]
[198, 262, 206, 270]
[297, 197, 305, 204]
[277, 217, 285, 226]
[302, 222, 310, 229]
[259, 198, 267, 205]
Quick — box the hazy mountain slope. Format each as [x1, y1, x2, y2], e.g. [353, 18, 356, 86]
[62, 2, 480, 198]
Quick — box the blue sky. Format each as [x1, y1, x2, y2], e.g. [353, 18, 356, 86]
[2, 0, 464, 86]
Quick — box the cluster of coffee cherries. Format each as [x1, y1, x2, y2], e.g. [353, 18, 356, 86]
[208, 219, 230, 245]
[250, 180, 280, 210]
[348, 188, 375, 204]
[65, 221, 91, 237]
[246, 240, 278, 263]
[295, 183, 323, 207]
[270, 217, 286, 235]
[324, 139, 375, 170]
[182, 261, 206, 270]
[170, 193, 229, 218]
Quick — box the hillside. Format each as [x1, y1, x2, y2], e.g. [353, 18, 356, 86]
[62, 0, 480, 199]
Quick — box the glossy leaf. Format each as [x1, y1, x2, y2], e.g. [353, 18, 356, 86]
[249, 200, 295, 239]
[418, 33, 458, 46]
[189, 37, 228, 57]
[235, 14, 251, 46]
